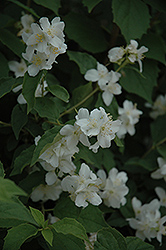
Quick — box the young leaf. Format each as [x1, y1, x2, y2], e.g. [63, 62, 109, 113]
[29, 206, 45, 227]
[33, 0, 61, 15]
[41, 228, 53, 246]
[0, 77, 15, 98]
[94, 227, 127, 250]
[0, 29, 25, 57]
[126, 236, 155, 250]
[34, 97, 60, 121]
[0, 161, 5, 177]
[3, 223, 38, 250]
[11, 104, 28, 139]
[67, 51, 97, 74]
[22, 71, 43, 113]
[52, 217, 89, 242]
[47, 85, 69, 103]
[112, 0, 150, 42]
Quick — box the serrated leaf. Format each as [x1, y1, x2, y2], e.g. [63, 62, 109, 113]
[64, 12, 107, 53]
[141, 34, 166, 64]
[112, 0, 150, 42]
[0, 29, 25, 57]
[0, 199, 38, 227]
[34, 97, 59, 121]
[47, 85, 69, 102]
[8, 0, 39, 18]
[11, 145, 35, 176]
[67, 51, 97, 74]
[3, 223, 38, 250]
[120, 60, 159, 103]
[22, 71, 43, 113]
[94, 227, 127, 250]
[31, 126, 62, 166]
[33, 0, 61, 15]
[82, 0, 102, 12]
[0, 77, 15, 98]
[41, 229, 53, 246]
[126, 236, 155, 249]
[52, 217, 89, 242]
[0, 161, 5, 177]
[11, 104, 28, 139]
[0, 177, 27, 201]
[29, 206, 45, 227]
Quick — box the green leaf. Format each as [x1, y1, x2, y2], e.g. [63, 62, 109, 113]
[0, 52, 9, 78]
[3, 223, 38, 250]
[72, 82, 93, 107]
[126, 236, 155, 249]
[34, 97, 59, 121]
[0, 29, 25, 57]
[50, 231, 85, 250]
[33, 0, 61, 15]
[22, 72, 43, 113]
[41, 229, 53, 246]
[82, 0, 102, 12]
[11, 145, 35, 176]
[0, 199, 38, 227]
[0, 77, 15, 98]
[157, 144, 166, 159]
[31, 125, 62, 166]
[29, 206, 45, 227]
[0, 14, 14, 29]
[0, 177, 27, 201]
[94, 227, 127, 250]
[67, 51, 97, 74]
[143, 0, 166, 13]
[112, 0, 150, 42]
[11, 104, 28, 139]
[0, 161, 5, 177]
[124, 156, 157, 172]
[8, 0, 40, 18]
[47, 85, 69, 103]
[114, 136, 124, 147]
[52, 217, 89, 242]
[151, 115, 166, 144]
[141, 34, 166, 64]
[64, 12, 107, 53]
[120, 60, 159, 103]
[54, 196, 108, 233]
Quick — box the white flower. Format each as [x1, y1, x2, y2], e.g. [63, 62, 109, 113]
[127, 197, 166, 243]
[108, 47, 125, 64]
[155, 187, 166, 207]
[147, 95, 166, 119]
[117, 100, 143, 138]
[84, 62, 110, 85]
[34, 135, 41, 146]
[97, 168, 129, 208]
[23, 51, 52, 76]
[18, 14, 35, 36]
[60, 123, 90, 148]
[8, 59, 27, 78]
[126, 40, 148, 72]
[30, 180, 62, 202]
[151, 157, 166, 181]
[61, 163, 102, 208]
[47, 213, 59, 224]
[99, 70, 122, 106]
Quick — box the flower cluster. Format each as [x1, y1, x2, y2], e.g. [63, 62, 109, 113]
[127, 197, 166, 243]
[21, 16, 67, 76]
[108, 39, 148, 72]
[117, 100, 143, 138]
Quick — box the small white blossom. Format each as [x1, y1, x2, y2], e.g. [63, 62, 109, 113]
[155, 187, 166, 207]
[117, 100, 143, 138]
[30, 180, 62, 202]
[84, 62, 110, 86]
[61, 163, 102, 208]
[126, 39, 148, 72]
[146, 95, 166, 119]
[151, 157, 166, 181]
[108, 47, 125, 64]
[18, 14, 35, 36]
[97, 168, 129, 208]
[8, 59, 27, 78]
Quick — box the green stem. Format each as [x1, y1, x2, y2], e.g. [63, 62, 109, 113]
[142, 137, 166, 158]
[59, 85, 100, 118]
[116, 59, 129, 72]
[0, 121, 12, 127]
